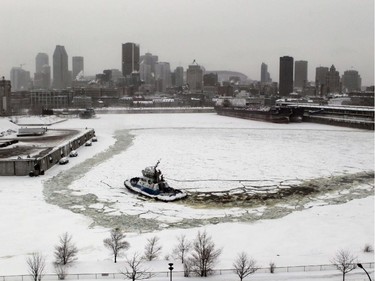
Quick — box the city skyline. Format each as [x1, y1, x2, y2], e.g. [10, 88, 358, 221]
[0, 0, 373, 86]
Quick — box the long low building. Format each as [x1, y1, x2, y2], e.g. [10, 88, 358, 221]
[0, 127, 95, 176]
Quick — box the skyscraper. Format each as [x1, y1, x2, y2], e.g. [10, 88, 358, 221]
[140, 52, 158, 73]
[174, 66, 184, 87]
[279, 56, 294, 96]
[315, 66, 329, 96]
[72, 56, 84, 80]
[34, 53, 50, 89]
[187, 64, 203, 92]
[35, 53, 49, 73]
[154, 62, 171, 92]
[294, 60, 308, 88]
[325, 65, 341, 94]
[140, 52, 158, 84]
[342, 70, 361, 92]
[52, 45, 69, 89]
[122, 43, 140, 77]
[10, 67, 30, 91]
[261, 63, 271, 83]
[315, 66, 329, 86]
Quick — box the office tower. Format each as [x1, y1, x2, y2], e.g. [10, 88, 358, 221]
[325, 65, 341, 94]
[10, 67, 30, 91]
[315, 66, 329, 86]
[174, 66, 184, 87]
[34, 65, 51, 89]
[122, 43, 140, 77]
[261, 62, 271, 83]
[203, 73, 218, 86]
[140, 52, 158, 73]
[52, 45, 69, 89]
[279, 56, 294, 96]
[294, 60, 308, 88]
[140, 63, 152, 84]
[35, 53, 49, 73]
[315, 66, 329, 95]
[342, 70, 361, 92]
[0, 77, 11, 115]
[72, 56, 84, 80]
[154, 62, 171, 92]
[187, 64, 203, 92]
[34, 53, 50, 89]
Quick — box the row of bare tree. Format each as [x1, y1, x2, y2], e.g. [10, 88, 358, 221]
[26, 229, 372, 281]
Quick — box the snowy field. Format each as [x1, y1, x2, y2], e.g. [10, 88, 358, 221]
[0, 113, 374, 280]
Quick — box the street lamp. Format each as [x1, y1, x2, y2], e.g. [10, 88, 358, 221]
[357, 263, 372, 281]
[168, 263, 174, 281]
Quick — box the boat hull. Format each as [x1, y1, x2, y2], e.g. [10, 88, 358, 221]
[215, 107, 290, 123]
[124, 178, 187, 202]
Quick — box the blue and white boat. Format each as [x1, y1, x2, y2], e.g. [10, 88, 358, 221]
[124, 161, 187, 202]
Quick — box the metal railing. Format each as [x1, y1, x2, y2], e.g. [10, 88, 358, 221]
[1, 262, 373, 281]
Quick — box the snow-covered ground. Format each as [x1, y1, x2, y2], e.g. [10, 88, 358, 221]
[0, 113, 373, 280]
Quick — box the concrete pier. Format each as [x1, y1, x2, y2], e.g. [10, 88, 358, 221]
[0, 128, 95, 176]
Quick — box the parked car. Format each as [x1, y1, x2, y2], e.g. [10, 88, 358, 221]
[69, 150, 78, 157]
[59, 157, 69, 165]
[92, 136, 98, 142]
[85, 140, 92, 146]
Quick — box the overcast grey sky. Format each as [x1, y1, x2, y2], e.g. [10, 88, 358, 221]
[0, 0, 374, 85]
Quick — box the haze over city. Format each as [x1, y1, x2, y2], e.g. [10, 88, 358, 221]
[0, 0, 373, 85]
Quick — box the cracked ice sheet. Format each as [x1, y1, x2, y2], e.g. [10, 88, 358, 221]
[64, 124, 374, 223]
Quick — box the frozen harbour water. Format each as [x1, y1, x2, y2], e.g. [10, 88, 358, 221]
[43, 114, 374, 231]
[0, 113, 373, 279]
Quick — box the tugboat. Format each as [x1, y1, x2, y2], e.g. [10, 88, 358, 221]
[124, 161, 187, 202]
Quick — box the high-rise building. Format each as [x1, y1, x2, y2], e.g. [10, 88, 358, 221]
[325, 65, 341, 94]
[187, 64, 203, 92]
[279, 56, 294, 96]
[174, 66, 184, 87]
[35, 53, 49, 73]
[140, 53, 158, 73]
[122, 43, 140, 77]
[34, 64, 51, 89]
[52, 45, 69, 89]
[34, 53, 50, 89]
[294, 60, 308, 89]
[315, 66, 329, 96]
[10, 67, 30, 91]
[315, 67, 329, 86]
[140, 63, 152, 84]
[154, 62, 171, 92]
[72, 56, 84, 80]
[342, 70, 361, 92]
[260, 63, 271, 83]
[0, 77, 11, 115]
[203, 73, 218, 86]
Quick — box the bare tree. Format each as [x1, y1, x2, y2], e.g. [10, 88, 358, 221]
[26, 252, 46, 281]
[172, 234, 191, 264]
[103, 228, 130, 263]
[54, 264, 68, 280]
[54, 232, 78, 266]
[143, 236, 162, 261]
[233, 252, 259, 281]
[190, 230, 222, 277]
[269, 261, 276, 273]
[330, 249, 357, 281]
[121, 252, 154, 281]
